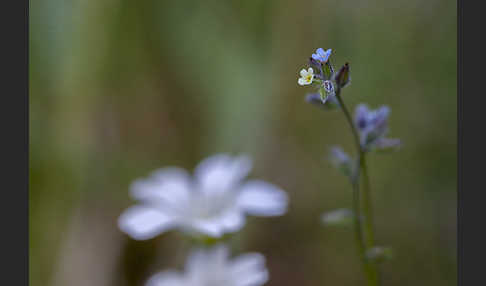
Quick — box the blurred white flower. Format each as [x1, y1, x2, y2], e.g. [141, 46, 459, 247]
[146, 245, 269, 286]
[118, 154, 288, 240]
[298, 67, 314, 86]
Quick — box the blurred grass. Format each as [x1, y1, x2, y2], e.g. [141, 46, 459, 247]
[30, 0, 456, 285]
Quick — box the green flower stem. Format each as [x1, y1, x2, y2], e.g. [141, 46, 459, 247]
[334, 88, 380, 286]
[358, 151, 380, 286]
[334, 90, 360, 150]
[360, 153, 375, 248]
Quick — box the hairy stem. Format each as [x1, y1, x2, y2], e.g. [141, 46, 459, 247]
[334, 88, 379, 286]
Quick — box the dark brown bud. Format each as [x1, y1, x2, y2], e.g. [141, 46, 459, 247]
[335, 62, 350, 88]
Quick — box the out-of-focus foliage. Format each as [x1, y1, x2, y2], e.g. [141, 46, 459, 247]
[30, 0, 456, 285]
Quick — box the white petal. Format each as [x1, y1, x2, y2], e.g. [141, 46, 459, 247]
[195, 154, 252, 195]
[299, 69, 307, 77]
[185, 208, 246, 237]
[118, 206, 175, 240]
[237, 180, 288, 216]
[308, 67, 314, 74]
[186, 245, 229, 274]
[298, 78, 307, 86]
[184, 248, 206, 275]
[146, 271, 185, 286]
[219, 209, 246, 232]
[206, 244, 230, 267]
[130, 167, 192, 207]
[235, 268, 268, 286]
[189, 220, 226, 237]
[231, 253, 269, 286]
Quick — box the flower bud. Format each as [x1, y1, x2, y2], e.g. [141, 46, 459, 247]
[334, 62, 350, 88]
[319, 80, 336, 103]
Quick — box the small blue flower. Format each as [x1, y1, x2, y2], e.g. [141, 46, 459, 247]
[312, 48, 332, 63]
[354, 104, 401, 151]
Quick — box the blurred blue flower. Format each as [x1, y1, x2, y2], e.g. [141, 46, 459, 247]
[146, 244, 269, 286]
[118, 154, 288, 240]
[354, 104, 401, 151]
[311, 48, 332, 63]
[329, 146, 354, 176]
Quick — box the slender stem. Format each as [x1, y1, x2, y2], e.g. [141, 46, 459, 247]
[360, 152, 381, 285]
[360, 154, 375, 247]
[334, 88, 379, 286]
[350, 159, 366, 257]
[334, 89, 361, 151]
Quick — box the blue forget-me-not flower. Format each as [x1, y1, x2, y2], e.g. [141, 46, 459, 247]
[312, 48, 332, 63]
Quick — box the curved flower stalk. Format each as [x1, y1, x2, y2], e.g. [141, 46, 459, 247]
[146, 244, 269, 286]
[298, 48, 401, 286]
[118, 154, 288, 240]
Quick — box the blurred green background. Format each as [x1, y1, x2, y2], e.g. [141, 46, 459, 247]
[29, 0, 456, 285]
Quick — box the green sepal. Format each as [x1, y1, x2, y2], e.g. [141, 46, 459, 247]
[323, 61, 334, 80]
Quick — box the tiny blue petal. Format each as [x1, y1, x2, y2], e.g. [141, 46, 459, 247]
[324, 49, 332, 57]
[312, 48, 332, 63]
